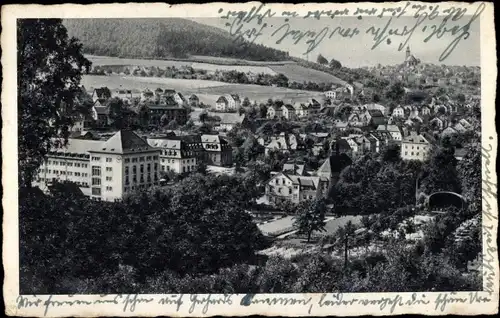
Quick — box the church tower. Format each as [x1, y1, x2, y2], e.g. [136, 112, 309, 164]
[406, 46, 411, 59]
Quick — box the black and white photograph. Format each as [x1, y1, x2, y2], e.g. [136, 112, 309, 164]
[3, 1, 498, 316]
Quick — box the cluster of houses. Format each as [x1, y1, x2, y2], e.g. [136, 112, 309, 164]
[365, 47, 480, 87]
[71, 86, 198, 131]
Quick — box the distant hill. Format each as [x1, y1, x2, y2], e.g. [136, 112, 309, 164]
[63, 18, 290, 62]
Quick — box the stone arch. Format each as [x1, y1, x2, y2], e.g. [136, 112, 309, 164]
[428, 191, 466, 212]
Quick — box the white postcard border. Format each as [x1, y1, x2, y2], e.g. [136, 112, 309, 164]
[2, 2, 498, 317]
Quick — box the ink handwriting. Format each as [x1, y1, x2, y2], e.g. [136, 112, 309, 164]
[218, 3, 484, 62]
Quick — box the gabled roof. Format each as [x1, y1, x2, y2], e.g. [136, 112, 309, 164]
[402, 134, 429, 144]
[189, 94, 199, 101]
[219, 113, 246, 125]
[93, 87, 111, 99]
[201, 134, 228, 144]
[282, 104, 295, 111]
[94, 105, 109, 115]
[317, 153, 352, 176]
[283, 163, 305, 176]
[216, 96, 228, 104]
[230, 94, 240, 102]
[92, 130, 156, 154]
[50, 138, 103, 154]
[377, 124, 401, 133]
[368, 109, 384, 117]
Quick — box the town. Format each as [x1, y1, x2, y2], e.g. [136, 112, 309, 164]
[19, 18, 483, 295]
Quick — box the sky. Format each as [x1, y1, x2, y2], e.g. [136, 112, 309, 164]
[192, 13, 480, 68]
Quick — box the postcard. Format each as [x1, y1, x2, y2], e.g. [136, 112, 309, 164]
[2, 1, 498, 316]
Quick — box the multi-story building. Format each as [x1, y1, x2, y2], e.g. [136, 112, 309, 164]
[377, 124, 403, 142]
[267, 104, 283, 119]
[147, 137, 197, 174]
[33, 130, 161, 201]
[281, 104, 297, 120]
[201, 134, 233, 167]
[265, 152, 351, 206]
[401, 133, 431, 161]
[324, 90, 336, 99]
[147, 104, 188, 126]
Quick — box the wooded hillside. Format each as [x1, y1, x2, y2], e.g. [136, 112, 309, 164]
[63, 18, 290, 61]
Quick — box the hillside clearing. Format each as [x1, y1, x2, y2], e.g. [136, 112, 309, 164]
[270, 64, 347, 85]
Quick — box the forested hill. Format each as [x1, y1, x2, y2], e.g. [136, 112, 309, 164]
[63, 18, 290, 61]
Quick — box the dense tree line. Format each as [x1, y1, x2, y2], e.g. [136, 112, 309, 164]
[20, 173, 268, 294]
[63, 18, 289, 61]
[18, 19, 91, 187]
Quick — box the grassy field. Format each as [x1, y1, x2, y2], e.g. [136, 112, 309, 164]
[87, 55, 296, 68]
[269, 64, 347, 85]
[190, 62, 277, 75]
[87, 55, 343, 84]
[82, 74, 322, 105]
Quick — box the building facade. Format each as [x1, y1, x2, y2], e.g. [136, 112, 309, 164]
[201, 134, 233, 167]
[401, 134, 431, 161]
[33, 130, 161, 202]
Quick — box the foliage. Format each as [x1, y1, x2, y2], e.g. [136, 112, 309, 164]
[385, 81, 406, 103]
[64, 18, 289, 61]
[457, 140, 481, 212]
[18, 19, 91, 187]
[293, 199, 327, 242]
[317, 54, 328, 65]
[420, 147, 461, 194]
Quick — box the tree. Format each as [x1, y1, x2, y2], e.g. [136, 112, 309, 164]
[385, 82, 406, 103]
[317, 54, 328, 65]
[457, 141, 481, 212]
[293, 199, 327, 242]
[242, 97, 251, 107]
[199, 111, 208, 124]
[381, 144, 401, 163]
[107, 97, 128, 129]
[259, 104, 268, 118]
[336, 221, 356, 268]
[18, 19, 91, 187]
[420, 147, 461, 194]
[329, 58, 342, 70]
[166, 119, 179, 130]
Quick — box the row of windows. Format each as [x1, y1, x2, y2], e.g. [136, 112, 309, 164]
[404, 151, 423, 156]
[47, 161, 88, 168]
[161, 165, 196, 172]
[37, 177, 89, 187]
[125, 163, 158, 175]
[47, 170, 89, 177]
[404, 145, 423, 150]
[161, 158, 195, 164]
[123, 156, 159, 163]
[205, 144, 219, 150]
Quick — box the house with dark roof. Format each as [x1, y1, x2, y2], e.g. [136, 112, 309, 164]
[201, 134, 233, 167]
[147, 104, 188, 127]
[189, 94, 200, 107]
[92, 87, 112, 103]
[215, 95, 229, 111]
[281, 104, 297, 120]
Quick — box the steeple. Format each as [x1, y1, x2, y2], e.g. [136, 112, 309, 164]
[406, 46, 411, 59]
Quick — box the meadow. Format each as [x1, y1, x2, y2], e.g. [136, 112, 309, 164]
[82, 74, 323, 105]
[270, 64, 347, 85]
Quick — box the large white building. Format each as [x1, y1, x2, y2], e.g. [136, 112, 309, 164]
[33, 130, 161, 202]
[401, 133, 431, 161]
[147, 138, 197, 174]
